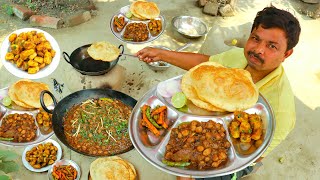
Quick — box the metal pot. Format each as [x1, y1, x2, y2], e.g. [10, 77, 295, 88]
[63, 44, 124, 76]
[40, 88, 137, 157]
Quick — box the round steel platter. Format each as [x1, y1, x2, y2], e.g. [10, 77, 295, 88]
[0, 87, 54, 147]
[129, 75, 275, 178]
[110, 5, 166, 44]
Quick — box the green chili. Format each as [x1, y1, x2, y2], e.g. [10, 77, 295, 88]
[0, 137, 14, 141]
[162, 159, 191, 167]
[146, 106, 162, 129]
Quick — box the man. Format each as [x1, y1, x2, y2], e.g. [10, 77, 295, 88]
[136, 6, 301, 179]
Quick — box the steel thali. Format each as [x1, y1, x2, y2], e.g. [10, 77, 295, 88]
[0, 87, 54, 147]
[129, 75, 275, 178]
[110, 5, 166, 44]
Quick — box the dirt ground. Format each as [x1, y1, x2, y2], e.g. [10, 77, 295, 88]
[2, 0, 91, 19]
[0, 0, 320, 180]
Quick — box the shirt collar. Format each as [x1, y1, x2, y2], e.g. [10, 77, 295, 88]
[255, 65, 283, 89]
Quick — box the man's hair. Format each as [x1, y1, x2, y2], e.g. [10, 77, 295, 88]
[251, 6, 301, 51]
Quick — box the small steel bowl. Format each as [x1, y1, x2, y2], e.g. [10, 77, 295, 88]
[172, 16, 208, 38]
[48, 159, 81, 180]
[147, 45, 171, 71]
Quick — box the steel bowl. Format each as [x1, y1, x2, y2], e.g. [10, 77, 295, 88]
[47, 159, 81, 180]
[147, 46, 172, 71]
[172, 16, 208, 38]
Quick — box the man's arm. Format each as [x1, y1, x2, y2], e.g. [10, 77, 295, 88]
[136, 47, 209, 70]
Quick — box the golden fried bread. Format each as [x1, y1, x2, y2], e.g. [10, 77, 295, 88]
[181, 67, 226, 112]
[90, 156, 136, 180]
[130, 1, 147, 20]
[8, 79, 52, 108]
[8, 88, 34, 109]
[190, 62, 258, 112]
[87, 41, 120, 62]
[130, 1, 160, 19]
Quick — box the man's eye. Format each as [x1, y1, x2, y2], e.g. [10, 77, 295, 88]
[269, 44, 277, 49]
[251, 36, 259, 41]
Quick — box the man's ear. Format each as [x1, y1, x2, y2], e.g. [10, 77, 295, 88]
[284, 49, 293, 59]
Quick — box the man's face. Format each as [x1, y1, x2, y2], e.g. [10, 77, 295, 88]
[244, 25, 292, 71]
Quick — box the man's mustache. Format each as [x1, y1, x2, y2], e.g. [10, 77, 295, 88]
[248, 51, 264, 64]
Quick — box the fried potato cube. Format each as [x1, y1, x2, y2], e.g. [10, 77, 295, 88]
[239, 121, 252, 134]
[14, 54, 20, 61]
[29, 52, 37, 60]
[251, 128, 262, 140]
[240, 133, 251, 143]
[21, 62, 29, 71]
[16, 59, 24, 68]
[19, 32, 27, 41]
[44, 52, 52, 65]
[23, 41, 36, 50]
[249, 114, 262, 130]
[31, 30, 37, 35]
[32, 35, 41, 45]
[50, 49, 56, 58]
[20, 49, 35, 61]
[43, 41, 52, 50]
[234, 111, 249, 122]
[27, 60, 39, 67]
[37, 51, 44, 57]
[34, 56, 44, 64]
[37, 32, 45, 38]
[10, 44, 21, 55]
[39, 63, 46, 69]
[28, 66, 40, 74]
[229, 121, 240, 138]
[32, 164, 41, 169]
[26, 31, 33, 40]
[5, 52, 14, 60]
[48, 159, 55, 165]
[36, 43, 44, 51]
[9, 33, 17, 42]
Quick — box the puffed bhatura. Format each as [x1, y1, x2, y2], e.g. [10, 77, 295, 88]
[90, 156, 136, 180]
[87, 41, 120, 62]
[8, 79, 53, 109]
[130, 1, 160, 20]
[181, 62, 259, 112]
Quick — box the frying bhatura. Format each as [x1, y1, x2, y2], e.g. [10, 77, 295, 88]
[87, 41, 120, 62]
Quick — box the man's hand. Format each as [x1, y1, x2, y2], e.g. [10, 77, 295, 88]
[136, 47, 165, 63]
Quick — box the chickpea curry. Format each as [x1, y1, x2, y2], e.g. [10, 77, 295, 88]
[123, 22, 149, 42]
[0, 113, 37, 142]
[63, 98, 133, 156]
[163, 120, 231, 170]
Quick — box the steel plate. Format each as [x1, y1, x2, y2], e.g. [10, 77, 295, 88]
[0, 87, 54, 146]
[129, 75, 275, 178]
[110, 5, 166, 44]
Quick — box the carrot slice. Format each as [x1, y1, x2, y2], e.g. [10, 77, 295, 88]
[151, 106, 167, 116]
[157, 111, 164, 125]
[141, 105, 160, 136]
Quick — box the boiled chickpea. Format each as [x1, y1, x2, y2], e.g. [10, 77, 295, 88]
[203, 148, 212, 156]
[212, 154, 219, 161]
[197, 145, 204, 152]
[181, 129, 190, 137]
[218, 151, 227, 160]
[195, 126, 203, 133]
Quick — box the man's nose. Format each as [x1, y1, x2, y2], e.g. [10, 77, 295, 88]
[255, 42, 265, 54]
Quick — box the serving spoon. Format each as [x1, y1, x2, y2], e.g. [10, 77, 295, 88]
[118, 42, 192, 58]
